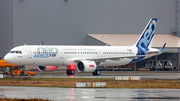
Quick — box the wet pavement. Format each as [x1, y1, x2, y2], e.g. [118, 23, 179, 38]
[0, 86, 180, 101]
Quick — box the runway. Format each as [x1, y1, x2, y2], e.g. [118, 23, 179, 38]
[1, 72, 180, 100]
[36, 71, 180, 80]
[0, 86, 180, 101]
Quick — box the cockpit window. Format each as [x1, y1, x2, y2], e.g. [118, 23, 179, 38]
[9, 50, 22, 54]
[9, 51, 15, 53]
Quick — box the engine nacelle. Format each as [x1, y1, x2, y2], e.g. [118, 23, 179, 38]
[77, 60, 97, 72]
[38, 66, 57, 72]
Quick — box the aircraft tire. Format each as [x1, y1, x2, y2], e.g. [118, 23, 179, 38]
[96, 70, 101, 75]
[92, 72, 96, 75]
[66, 69, 75, 75]
[20, 71, 24, 76]
[92, 70, 101, 76]
[70, 69, 75, 75]
[66, 69, 70, 75]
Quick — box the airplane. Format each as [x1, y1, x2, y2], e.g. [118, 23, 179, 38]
[4, 18, 166, 76]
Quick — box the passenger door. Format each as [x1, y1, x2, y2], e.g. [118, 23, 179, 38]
[59, 48, 64, 59]
[26, 47, 32, 59]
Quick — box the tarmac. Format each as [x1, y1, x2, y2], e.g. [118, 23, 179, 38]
[35, 71, 180, 80]
[0, 86, 180, 101]
[0, 71, 180, 101]
[1, 71, 180, 100]
[1, 71, 180, 79]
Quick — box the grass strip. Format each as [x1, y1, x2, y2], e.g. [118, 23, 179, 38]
[0, 78, 180, 88]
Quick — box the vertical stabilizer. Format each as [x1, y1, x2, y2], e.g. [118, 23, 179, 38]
[134, 18, 157, 55]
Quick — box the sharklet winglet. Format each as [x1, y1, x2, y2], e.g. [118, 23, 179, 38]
[159, 43, 166, 54]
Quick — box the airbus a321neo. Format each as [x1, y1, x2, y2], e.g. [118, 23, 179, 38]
[4, 18, 166, 76]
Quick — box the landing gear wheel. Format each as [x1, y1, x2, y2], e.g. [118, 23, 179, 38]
[66, 69, 75, 75]
[70, 69, 75, 75]
[20, 71, 24, 76]
[66, 69, 70, 75]
[92, 70, 101, 76]
[96, 70, 101, 75]
[92, 72, 96, 75]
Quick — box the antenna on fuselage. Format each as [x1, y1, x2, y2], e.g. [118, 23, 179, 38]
[24, 43, 26, 45]
[40, 42, 43, 45]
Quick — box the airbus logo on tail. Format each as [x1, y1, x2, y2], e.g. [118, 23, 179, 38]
[136, 19, 157, 55]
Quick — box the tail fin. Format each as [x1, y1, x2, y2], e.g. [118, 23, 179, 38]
[134, 18, 157, 55]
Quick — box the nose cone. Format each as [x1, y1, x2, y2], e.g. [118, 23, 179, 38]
[4, 54, 12, 63]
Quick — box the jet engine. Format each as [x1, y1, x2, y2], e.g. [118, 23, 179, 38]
[77, 60, 97, 72]
[37, 66, 57, 72]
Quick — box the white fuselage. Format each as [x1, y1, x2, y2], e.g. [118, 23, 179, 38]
[4, 45, 144, 67]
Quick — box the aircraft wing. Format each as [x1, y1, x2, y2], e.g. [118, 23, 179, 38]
[146, 43, 166, 55]
[146, 50, 159, 54]
[159, 43, 166, 54]
[74, 55, 146, 62]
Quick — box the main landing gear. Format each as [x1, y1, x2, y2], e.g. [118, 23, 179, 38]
[66, 69, 75, 75]
[66, 69, 101, 76]
[92, 70, 101, 76]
